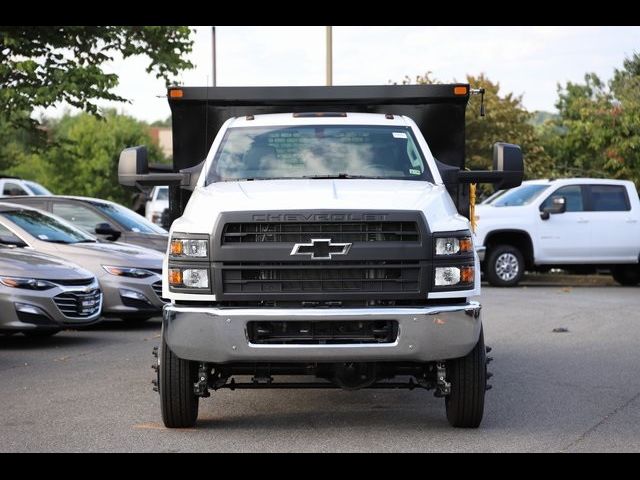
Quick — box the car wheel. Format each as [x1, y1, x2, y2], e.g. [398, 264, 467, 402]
[611, 265, 640, 286]
[445, 327, 487, 428]
[159, 328, 199, 428]
[486, 244, 524, 287]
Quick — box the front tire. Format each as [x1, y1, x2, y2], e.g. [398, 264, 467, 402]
[445, 328, 487, 428]
[486, 244, 524, 287]
[611, 265, 640, 286]
[159, 330, 199, 428]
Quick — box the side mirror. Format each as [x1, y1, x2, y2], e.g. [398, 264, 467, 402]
[118, 146, 149, 187]
[95, 222, 122, 241]
[540, 196, 566, 220]
[492, 142, 524, 190]
[456, 142, 524, 189]
[118, 146, 202, 190]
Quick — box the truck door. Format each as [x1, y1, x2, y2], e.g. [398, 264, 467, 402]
[536, 185, 591, 263]
[584, 184, 639, 263]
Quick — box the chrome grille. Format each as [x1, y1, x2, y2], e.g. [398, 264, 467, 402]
[54, 289, 102, 318]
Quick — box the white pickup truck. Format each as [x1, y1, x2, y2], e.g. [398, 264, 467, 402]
[118, 84, 524, 429]
[475, 178, 640, 286]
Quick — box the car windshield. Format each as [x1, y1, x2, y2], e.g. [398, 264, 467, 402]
[25, 181, 52, 195]
[206, 125, 434, 183]
[91, 201, 167, 234]
[1, 209, 96, 244]
[492, 184, 549, 207]
[155, 187, 168, 201]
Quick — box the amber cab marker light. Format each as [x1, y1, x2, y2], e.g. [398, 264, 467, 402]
[169, 89, 184, 99]
[461, 266, 475, 284]
[168, 269, 183, 286]
[453, 86, 468, 96]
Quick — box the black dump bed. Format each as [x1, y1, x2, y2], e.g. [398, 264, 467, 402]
[167, 84, 471, 218]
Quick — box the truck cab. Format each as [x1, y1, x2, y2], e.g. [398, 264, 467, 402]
[118, 84, 523, 429]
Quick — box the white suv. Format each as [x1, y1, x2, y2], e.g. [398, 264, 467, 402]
[475, 178, 640, 286]
[145, 186, 168, 226]
[0, 177, 52, 197]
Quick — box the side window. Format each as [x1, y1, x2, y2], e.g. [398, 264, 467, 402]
[3, 182, 28, 196]
[52, 203, 105, 232]
[0, 222, 25, 246]
[589, 185, 630, 212]
[541, 185, 584, 212]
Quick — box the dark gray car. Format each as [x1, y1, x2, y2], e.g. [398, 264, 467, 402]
[0, 203, 165, 322]
[7, 195, 168, 252]
[0, 246, 102, 337]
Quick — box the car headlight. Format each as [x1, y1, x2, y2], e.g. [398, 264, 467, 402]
[168, 268, 209, 289]
[102, 266, 157, 278]
[434, 265, 475, 288]
[170, 237, 208, 258]
[0, 276, 56, 290]
[435, 235, 473, 256]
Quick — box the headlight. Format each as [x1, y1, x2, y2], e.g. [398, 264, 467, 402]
[102, 266, 156, 278]
[170, 238, 208, 258]
[434, 265, 475, 288]
[169, 268, 209, 289]
[435, 236, 473, 256]
[0, 276, 56, 290]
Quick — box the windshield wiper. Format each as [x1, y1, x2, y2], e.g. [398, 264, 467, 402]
[302, 174, 387, 179]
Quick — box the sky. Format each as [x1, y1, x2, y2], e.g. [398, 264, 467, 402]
[41, 26, 640, 123]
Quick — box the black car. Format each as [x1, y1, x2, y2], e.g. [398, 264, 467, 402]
[5, 196, 168, 252]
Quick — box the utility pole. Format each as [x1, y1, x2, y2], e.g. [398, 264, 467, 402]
[212, 26, 217, 87]
[326, 26, 332, 86]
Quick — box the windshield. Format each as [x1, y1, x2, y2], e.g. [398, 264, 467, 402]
[492, 184, 549, 207]
[25, 181, 52, 195]
[206, 125, 433, 183]
[91, 201, 167, 234]
[155, 187, 168, 201]
[1, 209, 96, 244]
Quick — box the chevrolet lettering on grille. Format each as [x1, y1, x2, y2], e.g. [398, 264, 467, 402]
[290, 238, 352, 260]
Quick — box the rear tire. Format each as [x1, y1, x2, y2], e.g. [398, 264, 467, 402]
[612, 265, 640, 286]
[486, 244, 524, 287]
[159, 329, 199, 428]
[445, 328, 487, 428]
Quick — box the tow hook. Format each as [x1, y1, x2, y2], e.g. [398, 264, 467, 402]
[434, 361, 451, 397]
[194, 363, 211, 397]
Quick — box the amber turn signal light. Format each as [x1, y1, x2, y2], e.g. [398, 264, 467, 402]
[461, 266, 475, 284]
[453, 86, 468, 95]
[168, 269, 183, 286]
[169, 89, 184, 98]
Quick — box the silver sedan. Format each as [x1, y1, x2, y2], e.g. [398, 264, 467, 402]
[0, 247, 102, 337]
[0, 202, 165, 323]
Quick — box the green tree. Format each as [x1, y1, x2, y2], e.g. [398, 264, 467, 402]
[0, 26, 194, 130]
[397, 72, 555, 192]
[7, 110, 165, 206]
[546, 53, 640, 187]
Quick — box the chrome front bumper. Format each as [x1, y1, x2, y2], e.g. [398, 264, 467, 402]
[163, 302, 482, 363]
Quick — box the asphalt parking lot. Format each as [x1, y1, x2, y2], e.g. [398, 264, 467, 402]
[1, 279, 639, 452]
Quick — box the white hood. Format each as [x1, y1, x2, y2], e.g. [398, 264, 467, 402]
[172, 179, 470, 234]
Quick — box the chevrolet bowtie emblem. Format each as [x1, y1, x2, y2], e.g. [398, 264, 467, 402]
[290, 238, 352, 260]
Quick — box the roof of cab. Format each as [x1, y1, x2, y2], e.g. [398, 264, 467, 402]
[228, 112, 411, 128]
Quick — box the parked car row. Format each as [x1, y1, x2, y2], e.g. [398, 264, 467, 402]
[0, 184, 170, 337]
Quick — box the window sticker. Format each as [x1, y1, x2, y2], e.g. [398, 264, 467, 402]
[38, 234, 49, 240]
[409, 169, 421, 176]
[392, 132, 408, 139]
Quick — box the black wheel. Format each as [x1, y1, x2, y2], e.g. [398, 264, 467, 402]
[611, 265, 640, 286]
[23, 329, 60, 338]
[486, 244, 524, 287]
[159, 329, 199, 428]
[445, 328, 487, 428]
